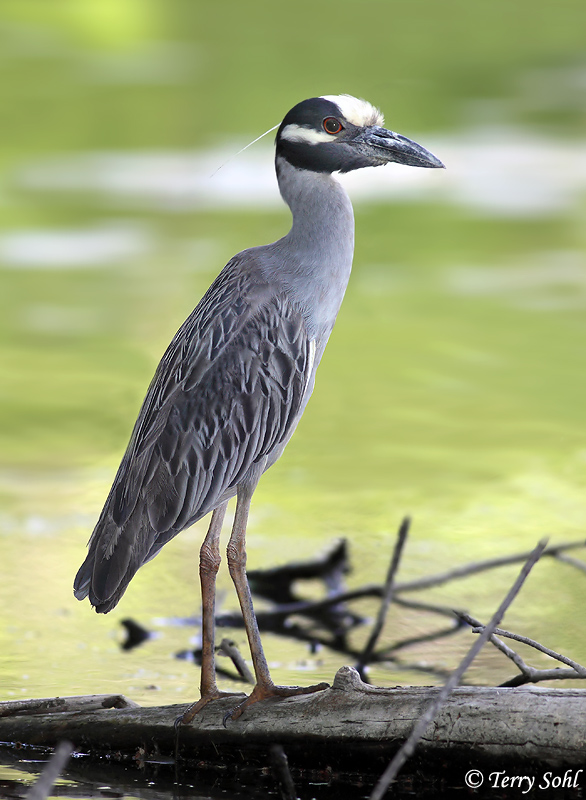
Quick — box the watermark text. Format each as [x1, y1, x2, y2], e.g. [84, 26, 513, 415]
[464, 769, 583, 792]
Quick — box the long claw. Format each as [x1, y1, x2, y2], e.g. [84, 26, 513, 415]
[225, 680, 330, 723]
[176, 689, 246, 727]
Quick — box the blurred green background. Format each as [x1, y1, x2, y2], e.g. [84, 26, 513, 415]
[1, 0, 586, 708]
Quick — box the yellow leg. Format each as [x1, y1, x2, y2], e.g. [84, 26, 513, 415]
[176, 502, 243, 726]
[224, 486, 329, 721]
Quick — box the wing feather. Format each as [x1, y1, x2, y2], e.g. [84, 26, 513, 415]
[74, 255, 317, 612]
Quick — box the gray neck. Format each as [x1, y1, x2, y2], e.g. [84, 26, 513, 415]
[263, 156, 355, 342]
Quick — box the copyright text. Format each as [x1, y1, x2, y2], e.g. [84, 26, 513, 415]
[464, 769, 583, 792]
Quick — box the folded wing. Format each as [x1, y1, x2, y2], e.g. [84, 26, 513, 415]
[74, 256, 314, 612]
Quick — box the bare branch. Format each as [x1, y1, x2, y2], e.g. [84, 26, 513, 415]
[218, 638, 255, 684]
[236, 539, 586, 619]
[500, 668, 586, 688]
[375, 623, 465, 661]
[369, 538, 548, 800]
[356, 517, 410, 675]
[457, 612, 533, 674]
[554, 552, 586, 574]
[458, 612, 586, 684]
[26, 741, 73, 800]
[270, 744, 297, 800]
[475, 627, 586, 676]
[394, 539, 585, 593]
[393, 596, 466, 618]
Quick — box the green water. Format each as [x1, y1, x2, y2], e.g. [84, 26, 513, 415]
[1, 0, 586, 728]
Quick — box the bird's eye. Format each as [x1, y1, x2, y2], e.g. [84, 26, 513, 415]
[323, 117, 343, 135]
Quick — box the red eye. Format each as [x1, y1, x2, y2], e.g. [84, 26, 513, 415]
[323, 117, 343, 135]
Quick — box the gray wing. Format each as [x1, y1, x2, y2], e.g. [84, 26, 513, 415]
[74, 255, 315, 612]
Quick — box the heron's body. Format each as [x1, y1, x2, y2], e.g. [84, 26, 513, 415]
[74, 95, 443, 720]
[74, 158, 353, 612]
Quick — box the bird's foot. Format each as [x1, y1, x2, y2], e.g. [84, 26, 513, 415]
[224, 680, 329, 725]
[175, 689, 245, 728]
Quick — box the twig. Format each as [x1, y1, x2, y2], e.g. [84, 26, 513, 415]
[383, 659, 455, 682]
[217, 638, 255, 684]
[375, 622, 464, 659]
[166, 540, 586, 640]
[221, 539, 586, 620]
[356, 517, 410, 676]
[458, 612, 586, 686]
[464, 616, 586, 676]
[393, 539, 584, 593]
[458, 613, 533, 673]
[26, 741, 73, 800]
[270, 744, 297, 800]
[393, 596, 466, 618]
[554, 552, 586, 574]
[369, 538, 548, 800]
[500, 668, 586, 687]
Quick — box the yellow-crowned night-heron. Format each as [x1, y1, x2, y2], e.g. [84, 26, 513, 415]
[74, 95, 444, 722]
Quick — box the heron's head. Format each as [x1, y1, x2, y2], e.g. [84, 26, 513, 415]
[276, 94, 444, 174]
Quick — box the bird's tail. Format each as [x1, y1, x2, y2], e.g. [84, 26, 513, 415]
[73, 511, 155, 614]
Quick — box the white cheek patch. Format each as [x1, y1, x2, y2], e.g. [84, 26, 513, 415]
[280, 123, 333, 145]
[320, 94, 384, 128]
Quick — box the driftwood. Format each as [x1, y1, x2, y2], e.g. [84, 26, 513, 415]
[0, 667, 585, 770]
[0, 694, 139, 718]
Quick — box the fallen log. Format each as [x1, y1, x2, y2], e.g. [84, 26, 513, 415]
[0, 694, 139, 717]
[0, 667, 584, 770]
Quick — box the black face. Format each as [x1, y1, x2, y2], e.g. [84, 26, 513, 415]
[276, 96, 445, 175]
[276, 97, 375, 174]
